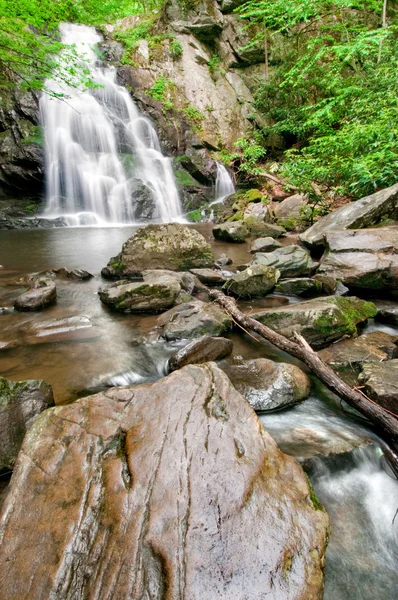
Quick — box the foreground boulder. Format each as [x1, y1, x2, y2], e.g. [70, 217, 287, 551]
[317, 228, 398, 291]
[251, 296, 377, 348]
[300, 183, 398, 250]
[359, 360, 398, 412]
[14, 278, 56, 311]
[251, 245, 318, 278]
[102, 224, 214, 278]
[168, 336, 233, 371]
[0, 364, 329, 599]
[99, 278, 181, 313]
[223, 265, 279, 298]
[0, 377, 54, 471]
[157, 300, 232, 340]
[275, 278, 323, 298]
[221, 358, 311, 411]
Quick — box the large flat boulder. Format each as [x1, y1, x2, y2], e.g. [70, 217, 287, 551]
[300, 184, 398, 250]
[102, 224, 214, 278]
[14, 278, 56, 311]
[317, 228, 398, 290]
[251, 296, 377, 348]
[168, 336, 233, 371]
[223, 264, 279, 298]
[251, 245, 318, 278]
[0, 377, 54, 471]
[359, 359, 398, 413]
[99, 279, 181, 313]
[157, 300, 232, 340]
[0, 364, 329, 599]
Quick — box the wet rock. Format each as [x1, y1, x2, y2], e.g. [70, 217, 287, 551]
[53, 268, 93, 280]
[0, 377, 54, 471]
[190, 268, 229, 285]
[14, 278, 56, 311]
[23, 316, 96, 345]
[223, 265, 279, 298]
[243, 202, 269, 221]
[319, 331, 398, 383]
[131, 184, 156, 220]
[273, 194, 307, 219]
[249, 237, 282, 253]
[214, 253, 232, 268]
[252, 296, 377, 349]
[359, 360, 398, 412]
[317, 228, 398, 291]
[168, 335, 233, 371]
[222, 358, 311, 412]
[0, 215, 68, 230]
[102, 223, 214, 278]
[376, 306, 398, 327]
[275, 278, 323, 298]
[99, 278, 181, 313]
[251, 245, 319, 278]
[300, 183, 398, 250]
[245, 219, 286, 238]
[213, 220, 248, 242]
[0, 363, 329, 599]
[157, 299, 232, 340]
[142, 269, 203, 294]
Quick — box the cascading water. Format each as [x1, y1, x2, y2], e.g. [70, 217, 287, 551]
[40, 23, 182, 226]
[210, 162, 235, 207]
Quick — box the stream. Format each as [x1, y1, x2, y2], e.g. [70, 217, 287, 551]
[1, 224, 397, 598]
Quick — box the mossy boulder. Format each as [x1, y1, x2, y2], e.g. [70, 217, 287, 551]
[0, 377, 54, 471]
[244, 218, 286, 239]
[251, 296, 377, 349]
[275, 278, 323, 298]
[213, 220, 248, 243]
[223, 265, 279, 298]
[251, 245, 318, 278]
[102, 224, 214, 278]
[157, 300, 233, 340]
[98, 279, 181, 313]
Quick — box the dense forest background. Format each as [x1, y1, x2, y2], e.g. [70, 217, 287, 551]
[1, 0, 397, 207]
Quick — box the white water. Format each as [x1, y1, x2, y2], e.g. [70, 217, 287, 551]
[40, 23, 182, 226]
[210, 162, 235, 207]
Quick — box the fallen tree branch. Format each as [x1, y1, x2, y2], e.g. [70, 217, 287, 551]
[209, 289, 398, 460]
[257, 170, 299, 190]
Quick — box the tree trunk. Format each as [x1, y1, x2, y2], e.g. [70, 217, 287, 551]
[378, 0, 388, 64]
[209, 289, 398, 462]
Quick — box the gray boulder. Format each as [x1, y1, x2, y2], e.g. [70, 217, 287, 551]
[251, 296, 377, 348]
[251, 245, 318, 278]
[142, 269, 203, 294]
[359, 360, 398, 413]
[0, 377, 54, 470]
[213, 221, 248, 243]
[376, 306, 398, 327]
[102, 224, 214, 278]
[14, 278, 56, 311]
[157, 300, 232, 340]
[273, 194, 307, 219]
[317, 227, 398, 290]
[223, 265, 279, 298]
[99, 278, 181, 313]
[275, 278, 323, 298]
[221, 358, 311, 411]
[168, 336, 233, 371]
[300, 183, 398, 250]
[190, 268, 230, 285]
[245, 220, 286, 238]
[249, 237, 282, 253]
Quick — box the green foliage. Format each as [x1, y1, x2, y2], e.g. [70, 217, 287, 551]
[169, 39, 183, 58]
[181, 105, 205, 130]
[174, 169, 196, 186]
[237, 0, 398, 199]
[186, 209, 203, 222]
[146, 76, 173, 101]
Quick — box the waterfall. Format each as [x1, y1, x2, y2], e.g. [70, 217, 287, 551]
[40, 23, 182, 226]
[210, 163, 235, 207]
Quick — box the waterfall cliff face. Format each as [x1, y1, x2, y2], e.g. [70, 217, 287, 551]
[40, 23, 182, 226]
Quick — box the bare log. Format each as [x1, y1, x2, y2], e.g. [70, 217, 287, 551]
[209, 289, 398, 453]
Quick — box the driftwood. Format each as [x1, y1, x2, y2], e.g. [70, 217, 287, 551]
[209, 289, 398, 462]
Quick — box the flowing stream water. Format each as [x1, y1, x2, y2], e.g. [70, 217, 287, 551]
[211, 162, 235, 207]
[0, 226, 397, 598]
[40, 23, 182, 225]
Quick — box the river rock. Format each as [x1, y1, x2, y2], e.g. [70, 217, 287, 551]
[319, 331, 398, 382]
[251, 245, 319, 278]
[190, 268, 229, 285]
[243, 202, 269, 221]
[245, 220, 286, 238]
[168, 335, 233, 371]
[273, 194, 307, 219]
[0, 377, 54, 471]
[214, 253, 233, 268]
[99, 278, 181, 313]
[213, 220, 248, 242]
[300, 183, 398, 250]
[15, 268, 93, 284]
[0, 363, 329, 599]
[317, 228, 398, 290]
[249, 237, 282, 253]
[376, 306, 398, 326]
[222, 358, 311, 411]
[223, 265, 279, 298]
[102, 224, 214, 278]
[251, 296, 377, 349]
[157, 300, 232, 340]
[23, 316, 96, 345]
[13, 278, 56, 311]
[142, 269, 203, 294]
[275, 278, 323, 298]
[359, 360, 398, 412]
